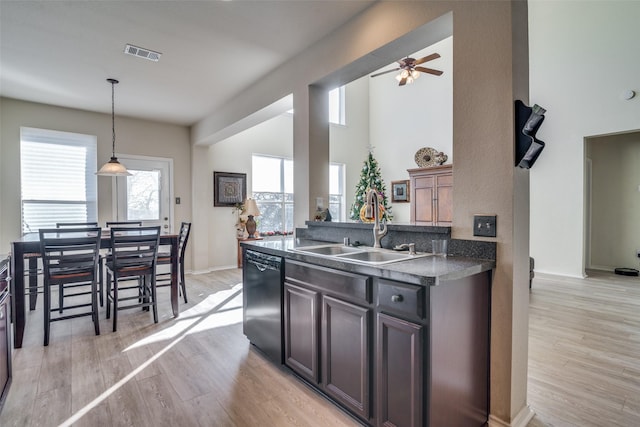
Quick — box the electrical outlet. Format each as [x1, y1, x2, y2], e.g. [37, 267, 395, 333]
[473, 215, 497, 237]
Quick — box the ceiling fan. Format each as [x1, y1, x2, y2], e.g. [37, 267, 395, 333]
[370, 53, 443, 86]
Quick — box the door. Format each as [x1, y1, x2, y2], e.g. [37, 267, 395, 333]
[114, 156, 173, 233]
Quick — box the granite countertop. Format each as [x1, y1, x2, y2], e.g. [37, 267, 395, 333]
[241, 237, 495, 287]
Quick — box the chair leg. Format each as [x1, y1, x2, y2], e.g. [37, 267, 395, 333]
[112, 274, 118, 332]
[58, 284, 64, 313]
[92, 279, 100, 336]
[99, 260, 104, 307]
[106, 271, 112, 319]
[28, 257, 38, 311]
[180, 263, 187, 304]
[43, 283, 51, 346]
[151, 275, 158, 324]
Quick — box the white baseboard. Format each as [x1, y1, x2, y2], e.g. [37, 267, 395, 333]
[533, 270, 587, 280]
[488, 405, 535, 427]
[190, 264, 239, 275]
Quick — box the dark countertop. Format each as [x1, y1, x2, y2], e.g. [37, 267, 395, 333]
[241, 237, 495, 287]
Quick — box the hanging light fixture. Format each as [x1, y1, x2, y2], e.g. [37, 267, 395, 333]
[97, 78, 131, 176]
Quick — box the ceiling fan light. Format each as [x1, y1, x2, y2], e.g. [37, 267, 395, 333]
[411, 69, 420, 79]
[400, 69, 409, 79]
[395, 74, 403, 82]
[406, 76, 414, 84]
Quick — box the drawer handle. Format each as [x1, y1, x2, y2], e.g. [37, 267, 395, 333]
[391, 294, 403, 303]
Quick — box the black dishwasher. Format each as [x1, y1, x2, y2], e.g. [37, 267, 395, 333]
[243, 249, 283, 364]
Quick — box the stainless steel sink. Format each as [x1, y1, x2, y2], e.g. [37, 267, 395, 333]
[292, 244, 431, 265]
[293, 244, 363, 256]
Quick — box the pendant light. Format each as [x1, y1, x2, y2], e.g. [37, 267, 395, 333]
[97, 78, 131, 176]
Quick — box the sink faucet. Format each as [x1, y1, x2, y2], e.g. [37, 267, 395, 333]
[365, 188, 387, 248]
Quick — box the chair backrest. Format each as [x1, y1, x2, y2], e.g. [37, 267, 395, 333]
[39, 227, 102, 284]
[106, 221, 143, 228]
[109, 226, 161, 274]
[177, 222, 192, 262]
[56, 222, 99, 228]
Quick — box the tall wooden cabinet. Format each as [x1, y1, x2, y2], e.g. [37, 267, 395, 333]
[408, 164, 453, 226]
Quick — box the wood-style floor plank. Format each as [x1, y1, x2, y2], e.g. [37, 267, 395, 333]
[2, 267, 639, 426]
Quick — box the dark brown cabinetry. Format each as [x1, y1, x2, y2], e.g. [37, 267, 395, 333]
[408, 164, 453, 225]
[284, 260, 373, 422]
[279, 258, 490, 427]
[0, 257, 12, 413]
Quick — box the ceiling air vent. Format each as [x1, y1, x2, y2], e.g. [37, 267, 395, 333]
[124, 44, 161, 62]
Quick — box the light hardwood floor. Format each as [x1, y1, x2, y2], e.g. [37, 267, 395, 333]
[527, 270, 640, 427]
[1, 268, 639, 426]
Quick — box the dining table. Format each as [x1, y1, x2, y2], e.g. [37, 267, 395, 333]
[9, 230, 180, 348]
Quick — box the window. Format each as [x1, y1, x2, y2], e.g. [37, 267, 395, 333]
[252, 155, 294, 236]
[20, 127, 97, 234]
[329, 86, 345, 125]
[329, 163, 346, 221]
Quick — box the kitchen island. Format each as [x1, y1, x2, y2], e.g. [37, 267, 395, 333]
[241, 236, 494, 427]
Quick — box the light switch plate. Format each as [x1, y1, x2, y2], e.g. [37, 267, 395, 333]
[474, 215, 497, 237]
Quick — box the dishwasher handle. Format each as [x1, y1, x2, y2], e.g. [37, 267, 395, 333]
[245, 250, 282, 272]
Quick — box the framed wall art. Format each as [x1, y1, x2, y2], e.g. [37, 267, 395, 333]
[391, 180, 410, 203]
[214, 171, 247, 207]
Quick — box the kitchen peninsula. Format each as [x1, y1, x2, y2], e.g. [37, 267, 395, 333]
[241, 222, 495, 427]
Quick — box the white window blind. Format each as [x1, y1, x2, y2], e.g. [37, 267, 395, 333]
[20, 127, 98, 234]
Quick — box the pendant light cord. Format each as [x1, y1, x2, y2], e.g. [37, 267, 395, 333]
[111, 80, 116, 157]
[107, 78, 119, 158]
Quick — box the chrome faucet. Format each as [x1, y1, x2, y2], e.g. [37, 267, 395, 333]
[365, 188, 387, 248]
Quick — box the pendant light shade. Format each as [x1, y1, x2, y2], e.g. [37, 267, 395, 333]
[97, 78, 131, 176]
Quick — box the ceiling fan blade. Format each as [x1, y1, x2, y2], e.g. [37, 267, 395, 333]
[414, 53, 440, 65]
[370, 68, 400, 78]
[415, 66, 443, 76]
[398, 77, 408, 86]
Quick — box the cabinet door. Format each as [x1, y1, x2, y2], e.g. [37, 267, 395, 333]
[412, 176, 435, 224]
[322, 295, 371, 420]
[377, 313, 423, 427]
[434, 173, 453, 225]
[284, 282, 320, 383]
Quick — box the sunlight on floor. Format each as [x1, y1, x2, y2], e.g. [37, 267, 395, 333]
[59, 282, 244, 426]
[124, 282, 243, 351]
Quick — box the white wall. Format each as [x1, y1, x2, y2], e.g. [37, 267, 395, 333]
[330, 76, 371, 219]
[529, 1, 640, 277]
[206, 81, 371, 269]
[0, 97, 192, 265]
[587, 132, 640, 270]
[207, 114, 293, 269]
[370, 37, 453, 223]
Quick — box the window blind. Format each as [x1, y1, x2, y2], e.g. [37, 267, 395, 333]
[20, 127, 98, 234]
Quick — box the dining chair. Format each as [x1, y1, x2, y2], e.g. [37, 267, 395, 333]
[156, 222, 191, 303]
[39, 227, 102, 346]
[105, 226, 161, 332]
[56, 222, 103, 307]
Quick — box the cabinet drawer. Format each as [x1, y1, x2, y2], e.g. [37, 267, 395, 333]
[377, 280, 424, 320]
[285, 260, 371, 305]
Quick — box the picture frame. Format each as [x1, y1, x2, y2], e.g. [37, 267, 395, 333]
[214, 172, 247, 207]
[391, 180, 410, 203]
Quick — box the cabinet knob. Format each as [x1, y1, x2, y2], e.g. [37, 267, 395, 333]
[391, 294, 403, 303]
